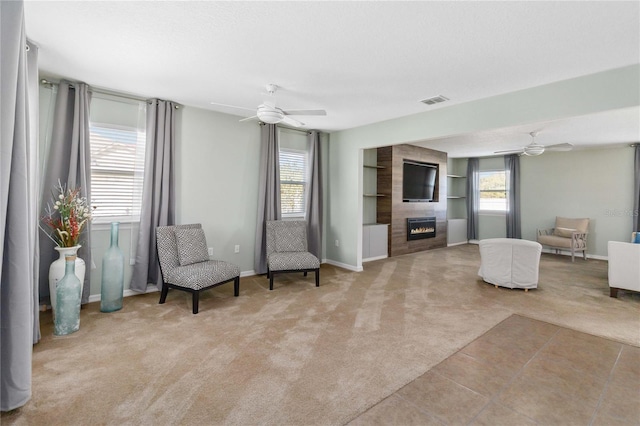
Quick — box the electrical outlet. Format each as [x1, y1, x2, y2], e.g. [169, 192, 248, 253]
[129, 258, 135, 266]
[208, 247, 214, 256]
[335, 239, 339, 247]
[234, 245, 240, 253]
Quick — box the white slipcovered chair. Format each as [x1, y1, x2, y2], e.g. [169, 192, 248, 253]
[608, 240, 640, 298]
[478, 238, 542, 291]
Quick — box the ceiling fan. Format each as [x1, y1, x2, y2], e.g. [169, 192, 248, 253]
[494, 131, 573, 156]
[210, 84, 326, 128]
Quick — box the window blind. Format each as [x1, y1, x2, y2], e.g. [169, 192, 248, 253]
[279, 149, 307, 215]
[90, 125, 146, 220]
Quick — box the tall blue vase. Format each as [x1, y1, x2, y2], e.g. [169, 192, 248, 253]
[54, 254, 81, 335]
[100, 222, 125, 312]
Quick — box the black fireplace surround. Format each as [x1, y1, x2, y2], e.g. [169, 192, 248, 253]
[407, 217, 436, 241]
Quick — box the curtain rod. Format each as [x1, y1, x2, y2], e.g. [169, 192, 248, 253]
[39, 78, 181, 109]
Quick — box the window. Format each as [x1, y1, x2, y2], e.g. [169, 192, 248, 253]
[89, 95, 146, 223]
[90, 124, 146, 221]
[279, 148, 308, 216]
[479, 170, 507, 212]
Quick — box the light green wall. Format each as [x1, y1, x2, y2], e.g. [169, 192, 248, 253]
[176, 107, 330, 272]
[328, 65, 640, 269]
[39, 88, 330, 299]
[521, 146, 635, 256]
[176, 107, 261, 272]
[462, 147, 636, 256]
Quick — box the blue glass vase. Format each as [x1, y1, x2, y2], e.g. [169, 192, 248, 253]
[100, 222, 125, 312]
[54, 254, 81, 335]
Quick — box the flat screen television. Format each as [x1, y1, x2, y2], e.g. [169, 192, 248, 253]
[403, 160, 437, 202]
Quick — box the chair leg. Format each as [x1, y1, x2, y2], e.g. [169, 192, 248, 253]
[583, 250, 587, 260]
[610, 287, 619, 298]
[571, 248, 575, 262]
[266, 268, 270, 279]
[192, 291, 199, 314]
[269, 273, 274, 291]
[159, 282, 169, 304]
[234, 276, 240, 297]
[304, 271, 308, 277]
[315, 268, 320, 287]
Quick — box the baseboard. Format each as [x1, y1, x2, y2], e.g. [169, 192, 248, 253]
[240, 270, 256, 277]
[88, 283, 159, 304]
[541, 248, 607, 261]
[447, 241, 469, 247]
[363, 254, 388, 263]
[324, 259, 363, 272]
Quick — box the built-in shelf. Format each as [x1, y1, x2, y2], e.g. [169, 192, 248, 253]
[447, 174, 466, 200]
[364, 194, 387, 197]
[364, 165, 386, 169]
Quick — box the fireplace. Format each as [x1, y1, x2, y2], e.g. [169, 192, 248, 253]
[407, 217, 436, 241]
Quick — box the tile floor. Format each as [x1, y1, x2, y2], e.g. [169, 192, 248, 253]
[348, 315, 640, 425]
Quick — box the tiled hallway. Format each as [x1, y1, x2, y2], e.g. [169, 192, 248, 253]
[349, 315, 639, 425]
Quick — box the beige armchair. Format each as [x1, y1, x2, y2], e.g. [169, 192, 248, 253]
[537, 217, 589, 262]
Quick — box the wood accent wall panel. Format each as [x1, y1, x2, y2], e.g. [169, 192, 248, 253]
[376, 144, 448, 257]
[376, 146, 392, 227]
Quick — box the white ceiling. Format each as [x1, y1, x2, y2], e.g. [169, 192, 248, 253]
[24, 1, 640, 155]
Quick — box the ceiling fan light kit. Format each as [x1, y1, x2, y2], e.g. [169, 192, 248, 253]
[211, 83, 326, 128]
[257, 106, 284, 124]
[523, 144, 545, 156]
[494, 131, 573, 157]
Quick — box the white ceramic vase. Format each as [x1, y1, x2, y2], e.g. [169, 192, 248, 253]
[49, 245, 85, 312]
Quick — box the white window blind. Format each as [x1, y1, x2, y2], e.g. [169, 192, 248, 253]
[279, 149, 307, 216]
[89, 124, 146, 221]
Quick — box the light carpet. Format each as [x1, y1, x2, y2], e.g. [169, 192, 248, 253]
[3, 244, 639, 425]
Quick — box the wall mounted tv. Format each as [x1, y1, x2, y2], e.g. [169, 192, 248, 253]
[403, 160, 438, 202]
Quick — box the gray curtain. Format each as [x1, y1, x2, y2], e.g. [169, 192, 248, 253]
[1, 1, 39, 410]
[505, 154, 521, 239]
[38, 80, 92, 304]
[306, 131, 323, 259]
[634, 145, 640, 232]
[254, 123, 281, 274]
[466, 158, 479, 240]
[130, 99, 176, 292]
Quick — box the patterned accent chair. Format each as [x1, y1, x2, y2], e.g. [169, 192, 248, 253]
[266, 220, 320, 291]
[156, 224, 240, 314]
[537, 217, 589, 262]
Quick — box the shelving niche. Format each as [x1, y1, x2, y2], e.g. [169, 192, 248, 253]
[446, 159, 468, 245]
[362, 148, 389, 261]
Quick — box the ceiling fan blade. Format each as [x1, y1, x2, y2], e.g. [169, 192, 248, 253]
[544, 143, 573, 151]
[494, 148, 524, 155]
[239, 115, 258, 122]
[281, 116, 304, 127]
[283, 109, 327, 116]
[210, 102, 255, 112]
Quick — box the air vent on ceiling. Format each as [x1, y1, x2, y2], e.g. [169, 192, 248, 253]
[420, 95, 449, 105]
